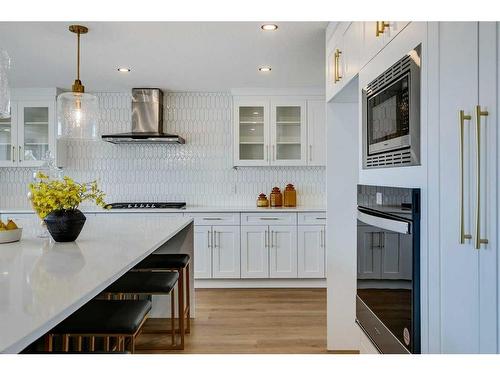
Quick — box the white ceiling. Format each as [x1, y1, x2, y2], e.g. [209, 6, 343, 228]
[0, 22, 326, 92]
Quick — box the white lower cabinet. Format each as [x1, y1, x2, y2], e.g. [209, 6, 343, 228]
[241, 224, 298, 279]
[241, 225, 269, 278]
[194, 225, 212, 279]
[357, 225, 411, 280]
[269, 225, 298, 278]
[212, 226, 241, 278]
[297, 225, 326, 278]
[194, 224, 240, 279]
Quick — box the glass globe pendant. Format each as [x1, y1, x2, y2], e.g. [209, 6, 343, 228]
[0, 49, 11, 119]
[57, 25, 98, 139]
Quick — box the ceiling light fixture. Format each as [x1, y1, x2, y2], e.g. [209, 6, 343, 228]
[258, 66, 272, 72]
[117, 67, 131, 72]
[261, 24, 278, 31]
[57, 25, 98, 140]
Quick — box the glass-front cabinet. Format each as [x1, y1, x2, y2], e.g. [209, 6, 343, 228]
[0, 103, 16, 166]
[235, 100, 270, 166]
[233, 97, 308, 166]
[0, 89, 59, 168]
[271, 100, 307, 165]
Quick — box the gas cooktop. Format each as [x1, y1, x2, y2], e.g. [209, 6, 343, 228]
[106, 202, 186, 209]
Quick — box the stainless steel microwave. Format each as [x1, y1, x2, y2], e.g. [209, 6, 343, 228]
[362, 45, 421, 169]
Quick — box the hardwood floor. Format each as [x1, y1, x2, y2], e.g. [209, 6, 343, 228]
[136, 288, 327, 354]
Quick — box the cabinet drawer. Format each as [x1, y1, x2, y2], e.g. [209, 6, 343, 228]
[241, 212, 297, 225]
[185, 212, 240, 226]
[298, 212, 327, 225]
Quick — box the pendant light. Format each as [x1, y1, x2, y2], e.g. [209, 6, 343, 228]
[0, 49, 10, 119]
[57, 25, 98, 139]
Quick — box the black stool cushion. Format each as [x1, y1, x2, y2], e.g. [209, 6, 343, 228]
[104, 271, 179, 294]
[52, 300, 151, 335]
[134, 254, 190, 270]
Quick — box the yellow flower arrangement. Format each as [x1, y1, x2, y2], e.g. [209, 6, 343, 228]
[29, 172, 107, 219]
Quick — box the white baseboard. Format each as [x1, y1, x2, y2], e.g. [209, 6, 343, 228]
[194, 278, 327, 288]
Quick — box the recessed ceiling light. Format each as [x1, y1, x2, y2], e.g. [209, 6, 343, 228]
[261, 24, 278, 31]
[117, 67, 131, 72]
[253, 112, 259, 115]
[258, 66, 272, 72]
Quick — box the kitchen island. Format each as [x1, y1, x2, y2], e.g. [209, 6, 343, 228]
[0, 215, 194, 353]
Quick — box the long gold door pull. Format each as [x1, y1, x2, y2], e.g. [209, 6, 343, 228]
[459, 110, 472, 244]
[376, 22, 390, 37]
[474, 105, 489, 249]
[334, 49, 342, 83]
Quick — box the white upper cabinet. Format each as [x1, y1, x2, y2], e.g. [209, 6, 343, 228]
[234, 98, 270, 166]
[326, 21, 411, 102]
[270, 99, 307, 166]
[0, 88, 63, 168]
[307, 100, 326, 166]
[233, 96, 325, 167]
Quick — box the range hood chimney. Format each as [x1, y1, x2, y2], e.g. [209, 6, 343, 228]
[101, 88, 185, 144]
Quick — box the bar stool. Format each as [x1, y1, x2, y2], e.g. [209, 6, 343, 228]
[103, 271, 184, 349]
[48, 299, 151, 353]
[133, 254, 191, 337]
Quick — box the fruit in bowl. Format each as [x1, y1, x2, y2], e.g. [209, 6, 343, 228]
[0, 219, 23, 243]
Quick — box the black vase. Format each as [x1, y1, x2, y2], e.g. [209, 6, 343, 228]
[44, 209, 87, 242]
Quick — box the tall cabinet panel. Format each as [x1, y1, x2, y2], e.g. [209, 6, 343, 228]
[438, 22, 497, 353]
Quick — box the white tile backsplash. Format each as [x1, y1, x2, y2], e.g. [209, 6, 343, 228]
[0, 92, 325, 209]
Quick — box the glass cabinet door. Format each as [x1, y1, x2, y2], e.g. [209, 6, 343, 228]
[272, 101, 307, 165]
[0, 112, 15, 166]
[236, 103, 269, 165]
[18, 102, 53, 166]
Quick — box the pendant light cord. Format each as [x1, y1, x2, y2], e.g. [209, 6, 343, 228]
[77, 31, 80, 81]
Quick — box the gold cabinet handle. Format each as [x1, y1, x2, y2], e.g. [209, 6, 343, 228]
[376, 21, 390, 37]
[334, 48, 342, 83]
[459, 110, 472, 243]
[474, 105, 489, 249]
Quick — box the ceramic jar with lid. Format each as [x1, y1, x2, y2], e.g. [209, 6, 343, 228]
[283, 183, 297, 207]
[270, 187, 283, 207]
[257, 193, 269, 207]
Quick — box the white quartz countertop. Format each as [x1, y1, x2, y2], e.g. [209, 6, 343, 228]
[0, 215, 193, 353]
[1, 205, 326, 215]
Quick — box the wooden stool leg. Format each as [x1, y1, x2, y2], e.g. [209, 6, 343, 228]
[185, 263, 191, 333]
[90, 337, 95, 352]
[178, 271, 185, 349]
[130, 336, 135, 354]
[44, 334, 53, 352]
[62, 335, 69, 352]
[77, 336, 83, 352]
[171, 288, 176, 346]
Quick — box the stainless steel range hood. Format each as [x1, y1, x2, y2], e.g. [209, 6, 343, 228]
[102, 88, 185, 144]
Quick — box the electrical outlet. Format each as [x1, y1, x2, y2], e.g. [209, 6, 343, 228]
[376, 192, 383, 205]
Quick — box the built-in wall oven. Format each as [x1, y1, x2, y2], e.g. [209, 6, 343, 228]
[356, 185, 420, 353]
[362, 45, 421, 169]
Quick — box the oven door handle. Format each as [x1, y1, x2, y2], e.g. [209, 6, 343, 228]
[357, 210, 411, 235]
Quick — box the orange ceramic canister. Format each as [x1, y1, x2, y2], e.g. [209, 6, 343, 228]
[270, 187, 283, 207]
[257, 193, 269, 207]
[283, 184, 297, 207]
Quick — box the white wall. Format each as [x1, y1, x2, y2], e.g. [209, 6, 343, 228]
[326, 78, 359, 351]
[0, 92, 325, 209]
